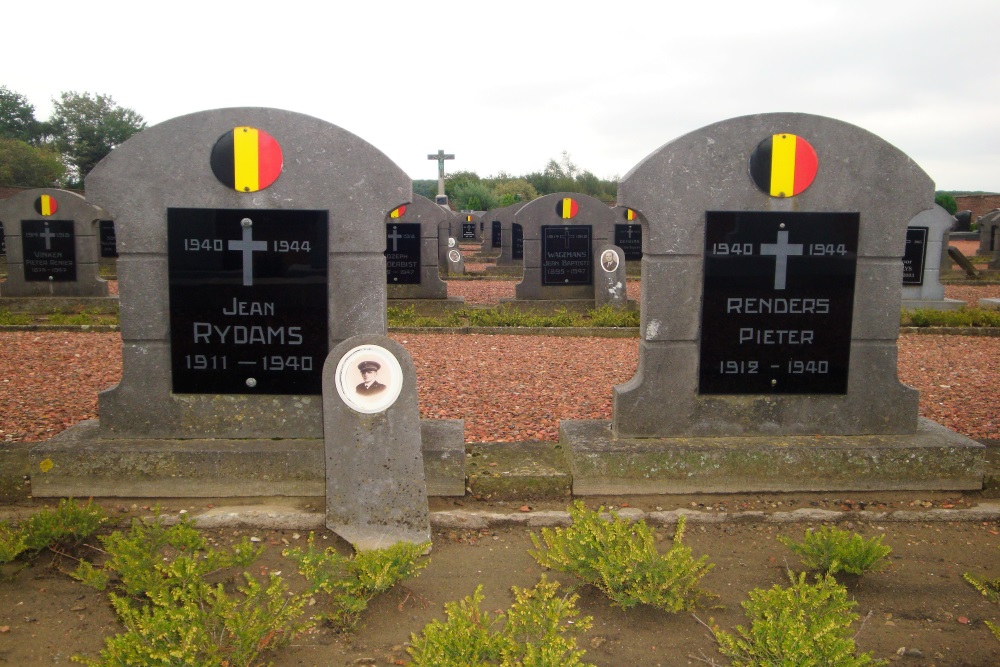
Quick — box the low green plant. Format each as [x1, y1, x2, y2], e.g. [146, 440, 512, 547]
[0, 498, 108, 564]
[407, 577, 594, 667]
[529, 501, 714, 612]
[586, 304, 639, 327]
[72, 513, 309, 666]
[778, 526, 892, 576]
[902, 307, 1000, 328]
[0, 309, 33, 325]
[711, 570, 886, 666]
[45, 308, 118, 326]
[964, 545, 1000, 643]
[387, 305, 461, 327]
[282, 533, 429, 631]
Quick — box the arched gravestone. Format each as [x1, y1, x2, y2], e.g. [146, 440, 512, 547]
[385, 194, 448, 299]
[84, 108, 409, 439]
[901, 205, 965, 310]
[562, 113, 983, 493]
[977, 209, 1000, 255]
[513, 192, 613, 301]
[492, 202, 527, 271]
[459, 212, 482, 242]
[611, 206, 642, 261]
[0, 189, 109, 297]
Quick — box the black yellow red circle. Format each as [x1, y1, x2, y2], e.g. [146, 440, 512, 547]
[749, 134, 819, 198]
[34, 194, 58, 216]
[211, 126, 283, 193]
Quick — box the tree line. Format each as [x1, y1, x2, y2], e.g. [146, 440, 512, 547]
[415, 151, 618, 211]
[0, 86, 145, 190]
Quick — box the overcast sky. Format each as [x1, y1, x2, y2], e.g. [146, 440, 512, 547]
[6, 0, 998, 191]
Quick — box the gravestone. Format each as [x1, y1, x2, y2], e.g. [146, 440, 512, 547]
[99, 219, 118, 258]
[324, 335, 429, 549]
[490, 218, 502, 250]
[460, 213, 481, 242]
[0, 188, 110, 299]
[437, 222, 452, 271]
[491, 202, 527, 274]
[385, 195, 452, 301]
[901, 205, 965, 310]
[446, 246, 464, 275]
[512, 193, 612, 302]
[977, 209, 1000, 255]
[30, 108, 464, 499]
[612, 206, 643, 261]
[562, 113, 983, 493]
[594, 244, 627, 309]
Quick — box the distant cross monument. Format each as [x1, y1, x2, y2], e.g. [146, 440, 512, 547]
[427, 149, 454, 198]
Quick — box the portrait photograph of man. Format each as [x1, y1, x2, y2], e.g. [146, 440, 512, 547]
[356, 360, 386, 395]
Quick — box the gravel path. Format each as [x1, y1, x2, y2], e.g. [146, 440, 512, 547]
[1, 325, 997, 445]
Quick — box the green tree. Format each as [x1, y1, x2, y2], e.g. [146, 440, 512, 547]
[935, 192, 958, 215]
[48, 91, 145, 186]
[0, 138, 66, 187]
[0, 86, 41, 144]
[493, 178, 538, 206]
[413, 179, 438, 201]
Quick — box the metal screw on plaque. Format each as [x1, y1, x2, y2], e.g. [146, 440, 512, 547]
[771, 379, 777, 386]
[241, 217, 252, 228]
[779, 222, 786, 229]
[246, 378, 257, 388]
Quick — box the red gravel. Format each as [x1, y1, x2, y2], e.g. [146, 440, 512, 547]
[1, 326, 997, 445]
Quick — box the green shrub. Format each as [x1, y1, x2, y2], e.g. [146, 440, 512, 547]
[1, 498, 108, 561]
[0, 310, 33, 325]
[407, 577, 593, 667]
[586, 305, 639, 327]
[282, 533, 429, 631]
[46, 308, 118, 326]
[529, 501, 714, 612]
[902, 307, 1000, 328]
[712, 571, 885, 666]
[72, 513, 309, 666]
[964, 545, 1000, 643]
[778, 526, 892, 576]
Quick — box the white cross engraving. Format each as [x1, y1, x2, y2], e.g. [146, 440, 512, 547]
[40, 223, 55, 250]
[387, 226, 402, 252]
[759, 230, 803, 290]
[228, 223, 267, 287]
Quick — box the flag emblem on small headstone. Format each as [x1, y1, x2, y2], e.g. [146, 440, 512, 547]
[626, 208, 637, 221]
[390, 206, 406, 219]
[211, 126, 283, 193]
[34, 194, 58, 216]
[558, 198, 579, 219]
[749, 133, 818, 198]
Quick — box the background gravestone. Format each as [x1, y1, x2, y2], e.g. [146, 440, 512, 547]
[386, 195, 449, 300]
[562, 112, 983, 493]
[612, 206, 643, 261]
[901, 205, 965, 310]
[491, 202, 527, 273]
[460, 213, 481, 242]
[512, 192, 612, 301]
[0, 189, 109, 298]
[977, 209, 1000, 256]
[594, 244, 627, 309]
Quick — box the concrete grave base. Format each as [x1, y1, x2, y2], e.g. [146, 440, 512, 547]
[0, 296, 119, 314]
[980, 298, 1000, 310]
[561, 418, 984, 495]
[901, 298, 966, 311]
[27, 419, 465, 498]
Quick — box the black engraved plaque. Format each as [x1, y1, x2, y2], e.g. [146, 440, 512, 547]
[385, 222, 420, 284]
[491, 220, 501, 248]
[699, 211, 859, 394]
[614, 224, 643, 260]
[513, 223, 523, 260]
[902, 226, 928, 286]
[542, 225, 592, 285]
[167, 208, 328, 395]
[21, 219, 76, 281]
[0, 222, 5, 256]
[462, 222, 476, 239]
[99, 220, 118, 258]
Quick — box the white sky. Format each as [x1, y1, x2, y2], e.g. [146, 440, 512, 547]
[6, 0, 999, 191]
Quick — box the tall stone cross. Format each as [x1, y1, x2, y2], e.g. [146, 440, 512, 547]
[427, 149, 454, 198]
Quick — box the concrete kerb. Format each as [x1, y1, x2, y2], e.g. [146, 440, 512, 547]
[82, 502, 1000, 532]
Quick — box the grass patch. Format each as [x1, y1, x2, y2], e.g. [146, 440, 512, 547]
[902, 307, 1000, 327]
[0, 309, 33, 325]
[388, 304, 639, 328]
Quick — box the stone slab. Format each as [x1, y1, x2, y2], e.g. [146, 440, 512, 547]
[466, 441, 572, 499]
[561, 418, 984, 494]
[901, 298, 966, 311]
[28, 418, 464, 498]
[0, 442, 31, 502]
[980, 298, 1000, 311]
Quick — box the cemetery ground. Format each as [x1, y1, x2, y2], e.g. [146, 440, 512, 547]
[1, 279, 999, 665]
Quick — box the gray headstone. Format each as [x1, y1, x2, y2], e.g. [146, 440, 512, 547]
[611, 206, 643, 261]
[594, 244, 627, 309]
[977, 209, 1000, 255]
[446, 245, 464, 275]
[323, 334, 430, 550]
[0, 189, 109, 297]
[513, 192, 613, 301]
[85, 107, 409, 438]
[901, 205, 965, 310]
[386, 195, 448, 299]
[495, 202, 527, 268]
[614, 112, 932, 437]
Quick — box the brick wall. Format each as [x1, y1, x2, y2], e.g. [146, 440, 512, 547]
[954, 194, 1000, 222]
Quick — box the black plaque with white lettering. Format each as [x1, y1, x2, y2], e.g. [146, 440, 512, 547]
[0, 221, 5, 255]
[542, 225, 592, 285]
[167, 208, 328, 395]
[385, 222, 420, 284]
[614, 224, 643, 260]
[462, 222, 476, 240]
[513, 223, 523, 260]
[99, 220, 118, 258]
[21, 219, 76, 281]
[902, 226, 928, 286]
[491, 220, 501, 248]
[699, 211, 859, 395]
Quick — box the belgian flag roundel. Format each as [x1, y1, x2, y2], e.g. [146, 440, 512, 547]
[557, 197, 579, 219]
[211, 126, 283, 193]
[749, 133, 818, 198]
[390, 205, 406, 219]
[34, 194, 58, 216]
[625, 208, 637, 221]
